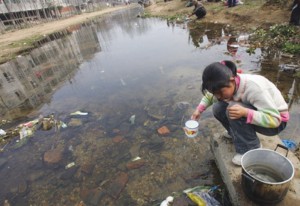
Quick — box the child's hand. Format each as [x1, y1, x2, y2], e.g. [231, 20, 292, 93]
[191, 109, 201, 120]
[227, 104, 248, 119]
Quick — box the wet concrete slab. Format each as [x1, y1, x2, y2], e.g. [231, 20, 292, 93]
[210, 131, 300, 206]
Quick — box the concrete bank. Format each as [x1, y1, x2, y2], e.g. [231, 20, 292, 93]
[210, 132, 300, 206]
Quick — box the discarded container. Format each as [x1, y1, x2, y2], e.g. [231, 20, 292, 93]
[183, 120, 199, 138]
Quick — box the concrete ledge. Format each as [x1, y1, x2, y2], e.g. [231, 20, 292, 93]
[210, 132, 300, 206]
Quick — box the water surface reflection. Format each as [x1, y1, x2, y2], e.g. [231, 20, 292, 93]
[0, 7, 299, 206]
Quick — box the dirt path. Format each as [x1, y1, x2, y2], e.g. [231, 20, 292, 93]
[0, 5, 135, 63]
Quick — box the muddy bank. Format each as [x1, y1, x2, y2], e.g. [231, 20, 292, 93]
[145, 0, 292, 29]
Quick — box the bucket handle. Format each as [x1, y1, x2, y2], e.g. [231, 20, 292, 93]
[242, 173, 255, 183]
[274, 144, 289, 157]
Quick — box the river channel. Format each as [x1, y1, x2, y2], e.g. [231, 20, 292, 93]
[0, 6, 299, 206]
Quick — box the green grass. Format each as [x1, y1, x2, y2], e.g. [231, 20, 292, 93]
[9, 35, 42, 48]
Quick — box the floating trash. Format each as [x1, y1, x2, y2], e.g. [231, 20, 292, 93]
[68, 145, 74, 152]
[129, 115, 136, 125]
[192, 191, 221, 206]
[19, 127, 34, 139]
[0, 129, 6, 136]
[183, 185, 210, 194]
[132, 156, 141, 161]
[70, 111, 88, 116]
[65, 162, 76, 169]
[187, 193, 206, 206]
[60, 121, 68, 128]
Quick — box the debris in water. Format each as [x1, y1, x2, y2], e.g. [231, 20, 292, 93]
[129, 115, 136, 125]
[19, 127, 33, 139]
[65, 162, 76, 169]
[187, 193, 206, 206]
[183, 185, 210, 194]
[70, 111, 88, 116]
[132, 156, 141, 161]
[0, 129, 6, 136]
[61, 121, 68, 128]
[20, 119, 39, 128]
[192, 191, 221, 206]
[68, 145, 74, 152]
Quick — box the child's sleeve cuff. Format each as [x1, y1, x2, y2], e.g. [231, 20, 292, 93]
[196, 104, 206, 113]
[246, 109, 254, 123]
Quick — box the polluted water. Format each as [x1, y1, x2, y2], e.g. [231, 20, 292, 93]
[0, 6, 299, 206]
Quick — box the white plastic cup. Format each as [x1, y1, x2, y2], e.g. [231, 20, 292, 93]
[183, 120, 199, 138]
